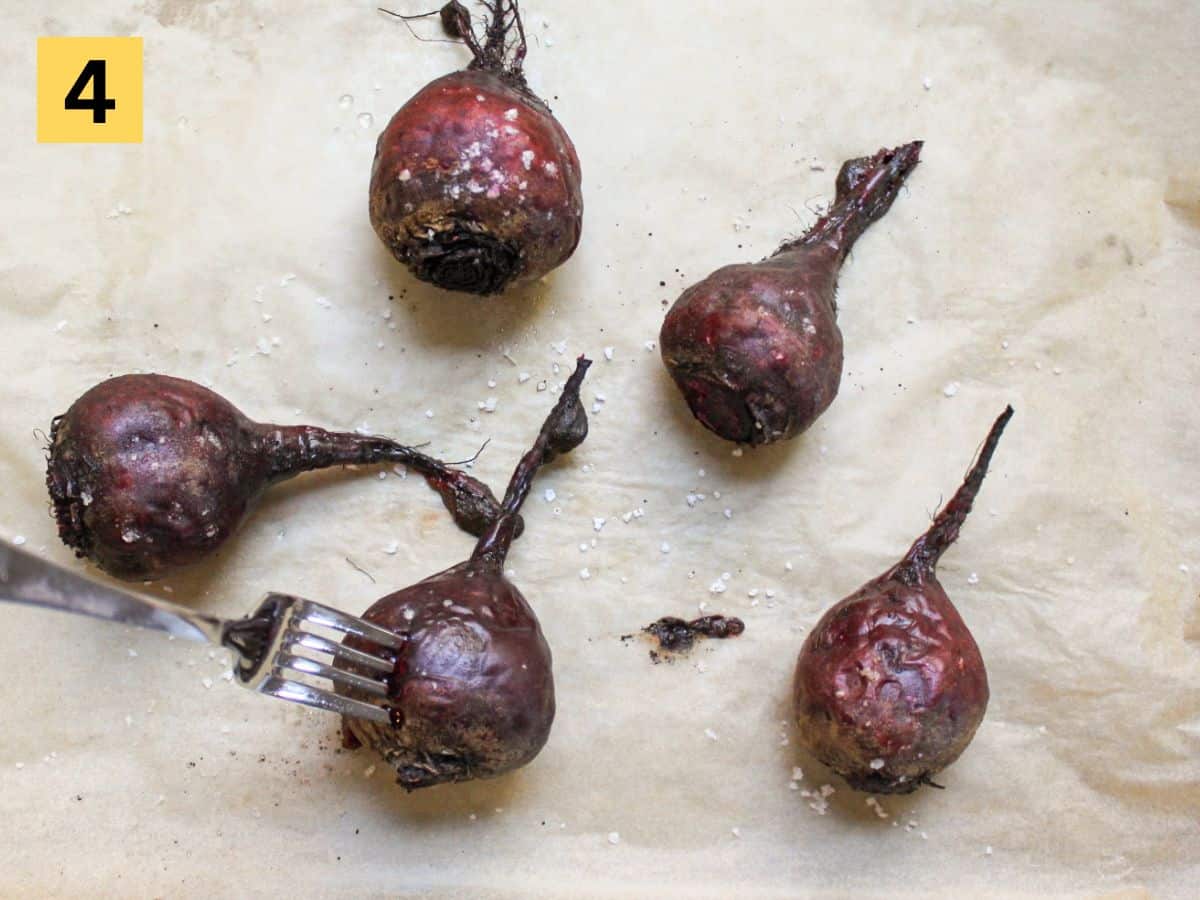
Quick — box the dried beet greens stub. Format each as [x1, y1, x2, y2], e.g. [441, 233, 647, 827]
[45, 374, 513, 581]
[660, 142, 922, 446]
[793, 407, 1013, 794]
[341, 357, 591, 790]
[370, 1, 583, 296]
[640, 615, 745, 658]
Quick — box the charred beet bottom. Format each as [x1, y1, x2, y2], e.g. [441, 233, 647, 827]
[341, 357, 591, 789]
[660, 141, 922, 445]
[45, 374, 514, 581]
[370, 2, 583, 296]
[792, 407, 1013, 794]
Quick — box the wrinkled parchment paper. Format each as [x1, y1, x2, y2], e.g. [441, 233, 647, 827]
[2, 1, 1198, 896]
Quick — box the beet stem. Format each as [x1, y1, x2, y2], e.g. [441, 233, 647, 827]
[780, 141, 923, 262]
[472, 356, 591, 566]
[901, 406, 1014, 574]
[461, 0, 527, 82]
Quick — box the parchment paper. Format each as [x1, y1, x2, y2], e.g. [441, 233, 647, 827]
[1, 1, 1197, 896]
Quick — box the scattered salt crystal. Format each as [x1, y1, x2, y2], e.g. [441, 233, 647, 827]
[697, 601, 708, 612]
[906, 315, 917, 324]
[921, 832, 929, 840]
[704, 728, 719, 741]
[478, 397, 498, 413]
[710, 580, 727, 594]
[603, 346, 614, 361]
[967, 572, 979, 585]
[748, 589, 759, 598]
[660, 542, 671, 554]
[15, 763, 23, 770]
[537, 381, 547, 392]
[504, 108, 519, 121]
[425, 410, 434, 418]
[694, 660, 707, 673]
[943, 382, 960, 398]
[13, 536, 26, 546]
[579, 542, 589, 553]
[731, 827, 741, 838]
[593, 518, 606, 532]
[608, 832, 620, 845]
[1181, 564, 1190, 573]
[644, 340, 657, 351]
[1066, 556, 1075, 566]
[732, 447, 744, 458]
[544, 488, 557, 502]
[985, 846, 994, 856]
[55, 320, 69, 333]
[785, 561, 794, 572]
[384, 541, 399, 555]
[128, 649, 138, 658]
[201, 677, 213, 689]
[579, 568, 590, 580]
[922, 76, 933, 90]
[518, 372, 531, 383]
[521, 150, 535, 170]
[723, 508, 733, 519]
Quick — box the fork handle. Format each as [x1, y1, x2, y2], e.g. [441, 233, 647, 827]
[0, 540, 225, 645]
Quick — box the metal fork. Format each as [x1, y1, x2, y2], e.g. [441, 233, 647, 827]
[0, 540, 401, 724]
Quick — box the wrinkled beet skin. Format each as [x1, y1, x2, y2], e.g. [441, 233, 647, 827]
[47, 375, 274, 580]
[660, 142, 921, 445]
[660, 245, 844, 444]
[344, 560, 554, 790]
[370, 69, 583, 296]
[792, 565, 988, 794]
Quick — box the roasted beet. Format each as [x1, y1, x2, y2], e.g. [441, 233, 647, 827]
[46, 374, 511, 581]
[660, 142, 922, 445]
[792, 407, 1012, 794]
[342, 357, 591, 789]
[370, 1, 583, 296]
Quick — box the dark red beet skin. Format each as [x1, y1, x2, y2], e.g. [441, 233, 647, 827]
[660, 142, 922, 445]
[793, 407, 1013, 794]
[370, 2, 583, 296]
[343, 357, 591, 789]
[46, 375, 511, 581]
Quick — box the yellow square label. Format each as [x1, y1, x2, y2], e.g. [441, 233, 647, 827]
[38, 37, 143, 143]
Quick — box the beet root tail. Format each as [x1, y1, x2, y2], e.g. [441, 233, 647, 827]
[902, 405, 1014, 574]
[785, 140, 923, 259]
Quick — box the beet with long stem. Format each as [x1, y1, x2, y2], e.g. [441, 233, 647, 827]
[342, 357, 590, 789]
[46, 374, 512, 581]
[370, 1, 583, 296]
[792, 407, 1013, 794]
[660, 142, 922, 446]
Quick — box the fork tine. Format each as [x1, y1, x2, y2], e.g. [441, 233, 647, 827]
[277, 652, 390, 698]
[286, 630, 394, 674]
[293, 599, 404, 649]
[260, 675, 393, 725]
